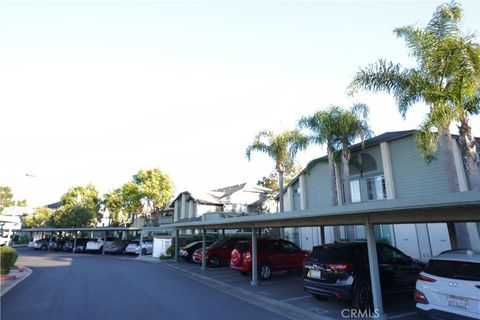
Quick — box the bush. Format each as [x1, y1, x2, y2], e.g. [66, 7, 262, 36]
[165, 244, 175, 258]
[0, 246, 18, 275]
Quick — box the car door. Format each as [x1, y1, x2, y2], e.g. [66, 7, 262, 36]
[280, 240, 305, 269]
[378, 244, 419, 291]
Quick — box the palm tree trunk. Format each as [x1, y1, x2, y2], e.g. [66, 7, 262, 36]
[439, 127, 460, 192]
[327, 146, 339, 206]
[458, 118, 480, 191]
[342, 144, 351, 205]
[278, 170, 285, 239]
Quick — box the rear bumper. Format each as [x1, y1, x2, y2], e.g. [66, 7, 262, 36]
[416, 304, 479, 320]
[303, 278, 354, 299]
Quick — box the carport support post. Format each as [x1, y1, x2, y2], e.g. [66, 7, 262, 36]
[250, 227, 258, 286]
[174, 228, 179, 262]
[73, 232, 77, 251]
[139, 230, 144, 255]
[365, 217, 386, 320]
[102, 231, 106, 256]
[320, 226, 325, 245]
[201, 229, 207, 271]
[447, 222, 458, 249]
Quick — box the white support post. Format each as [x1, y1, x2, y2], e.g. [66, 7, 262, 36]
[250, 227, 258, 286]
[365, 217, 386, 320]
[201, 229, 207, 271]
[102, 231, 107, 255]
[73, 232, 78, 252]
[174, 228, 179, 262]
[139, 230, 144, 255]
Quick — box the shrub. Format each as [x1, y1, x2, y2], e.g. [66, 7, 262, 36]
[0, 246, 18, 275]
[165, 244, 175, 258]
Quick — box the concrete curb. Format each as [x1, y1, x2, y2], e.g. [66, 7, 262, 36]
[161, 263, 337, 320]
[1, 266, 33, 297]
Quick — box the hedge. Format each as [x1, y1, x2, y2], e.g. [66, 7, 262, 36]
[0, 246, 18, 275]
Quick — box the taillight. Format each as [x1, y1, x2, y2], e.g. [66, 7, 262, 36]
[414, 289, 429, 304]
[417, 274, 436, 282]
[244, 252, 251, 262]
[327, 263, 352, 273]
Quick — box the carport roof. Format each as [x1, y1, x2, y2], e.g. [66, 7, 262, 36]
[151, 191, 480, 230]
[19, 227, 141, 233]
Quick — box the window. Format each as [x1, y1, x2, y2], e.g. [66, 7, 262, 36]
[350, 180, 361, 203]
[378, 245, 409, 265]
[366, 175, 387, 200]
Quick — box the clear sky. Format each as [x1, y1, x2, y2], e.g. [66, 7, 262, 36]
[1, 0, 479, 207]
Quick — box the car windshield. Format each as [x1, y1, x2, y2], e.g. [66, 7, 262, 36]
[210, 240, 226, 248]
[235, 242, 250, 253]
[309, 246, 351, 261]
[129, 241, 140, 245]
[424, 259, 480, 281]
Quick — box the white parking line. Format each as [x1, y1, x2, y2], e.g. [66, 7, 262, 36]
[281, 295, 312, 302]
[388, 312, 418, 319]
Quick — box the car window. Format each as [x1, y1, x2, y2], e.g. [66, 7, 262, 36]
[281, 240, 301, 251]
[424, 259, 480, 281]
[378, 245, 408, 265]
[310, 246, 350, 261]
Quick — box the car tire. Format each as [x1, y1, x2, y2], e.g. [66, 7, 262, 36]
[40, 244, 47, 250]
[141, 248, 147, 255]
[259, 263, 272, 280]
[208, 255, 220, 268]
[353, 280, 373, 311]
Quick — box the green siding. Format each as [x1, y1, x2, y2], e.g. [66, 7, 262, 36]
[305, 160, 331, 209]
[389, 136, 449, 198]
[292, 180, 301, 210]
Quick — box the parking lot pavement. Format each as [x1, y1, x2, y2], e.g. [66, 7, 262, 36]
[162, 261, 423, 320]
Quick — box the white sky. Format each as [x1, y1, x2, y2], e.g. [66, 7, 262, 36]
[1, 0, 479, 207]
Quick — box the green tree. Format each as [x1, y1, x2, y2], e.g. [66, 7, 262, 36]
[103, 188, 132, 226]
[246, 130, 307, 214]
[0, 186, 14, 213]
[335, 103, 372, 204]
[22, 207, 54, 228]
[15, 199, 28, 207]
[54, 183, 101, 227]
[298, 107, 343, 206]
[349, 1, 478, 192]
[257, 162, 303, 192]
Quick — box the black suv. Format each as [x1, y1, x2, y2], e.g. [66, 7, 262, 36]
[303, 242, 423, 310]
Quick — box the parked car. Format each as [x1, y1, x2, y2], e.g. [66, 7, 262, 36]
[28, 238, 50, 250]
[104, 239, 128, 255]
[72, 238, 90, 253]
[179, 241, 213, 262]
[192, 238, 247, 267]
[48, 238, 68, 251]
[86, 237, 115, 253]
[303, 242, 423, 310]
[415, 249, 480, 320]
[125, 240, 153, 255]
[230, 239, 309, 280]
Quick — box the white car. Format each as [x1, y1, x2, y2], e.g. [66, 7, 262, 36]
[415, 249, 480, 320]
[28, 238, 50, 250]
[85, 237, 114, 252]
[125, 240, 153, 255]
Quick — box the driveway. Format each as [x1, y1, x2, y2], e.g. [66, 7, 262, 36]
[1, 248, 290, 320]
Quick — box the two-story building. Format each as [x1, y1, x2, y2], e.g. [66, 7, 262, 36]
[281, 130, 480, 261]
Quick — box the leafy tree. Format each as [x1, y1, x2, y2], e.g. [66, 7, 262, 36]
[349, 1, 478, 192]
[15, 199, 28, 207]
[298, 107, 343, 206]
[0, 186, 14, 213]
[22, 207, 54, 228]
[53, 206, 97, 228]
[103, 188, 132, 226]
[246, 130, 307, 214]
[257, 162, 303, 192]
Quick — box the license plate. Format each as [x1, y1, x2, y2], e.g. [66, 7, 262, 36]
[307, 270, 324, 279]
[448, 295, 469, 310]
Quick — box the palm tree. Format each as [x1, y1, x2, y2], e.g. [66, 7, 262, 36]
[298, 106, 342, 206]
[335, 103, 372, 204]
[349, 2, 475, 192]
[246, 129, 308, 215]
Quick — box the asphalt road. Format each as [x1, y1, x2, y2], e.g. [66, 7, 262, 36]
[1, 249, 290, 320]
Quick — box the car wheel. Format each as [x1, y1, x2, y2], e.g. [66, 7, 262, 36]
[259, 264, 272, 280]
[208, 255, 220, 268]
[40, 244, 47, 250]
[121, 249, 127, 255]
[353, 280, 373, 311]
[141, 248, 147, 255]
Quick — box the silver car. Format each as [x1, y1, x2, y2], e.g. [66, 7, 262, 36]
[125, 240, 153, 255]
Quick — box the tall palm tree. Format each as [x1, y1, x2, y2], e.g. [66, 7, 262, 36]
[298, 106, 342, 206]
[335, 103, 372, 204]
[246, 130, 308, 215]
[349, 2, 474, 192]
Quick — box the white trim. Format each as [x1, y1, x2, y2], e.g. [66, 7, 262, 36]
[380, 142, 396, 199]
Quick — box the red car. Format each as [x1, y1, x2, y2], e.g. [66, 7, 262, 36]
[192, 238, 247, 268]
[230, 239, 309, 280]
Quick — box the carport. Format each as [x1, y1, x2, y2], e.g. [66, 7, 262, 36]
[157, 191, 480, 320]
[20, 227, 141, 255]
